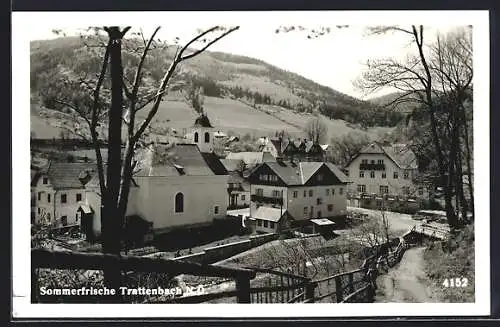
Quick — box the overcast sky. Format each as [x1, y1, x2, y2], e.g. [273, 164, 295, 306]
[26, 11, 479, 99]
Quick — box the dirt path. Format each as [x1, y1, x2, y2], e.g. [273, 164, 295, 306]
[375, 247, 438, 303]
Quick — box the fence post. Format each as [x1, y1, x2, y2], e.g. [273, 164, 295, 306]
[235, 277, 251, 303]
[305, 281, 315, 303]
[335, 276, 343, 302]
[348, 273, 355, 295]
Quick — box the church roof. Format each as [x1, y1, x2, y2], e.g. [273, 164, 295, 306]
[193, 113, 213, 128]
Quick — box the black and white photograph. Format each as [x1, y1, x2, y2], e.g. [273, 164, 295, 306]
[12, 10, 490, 318]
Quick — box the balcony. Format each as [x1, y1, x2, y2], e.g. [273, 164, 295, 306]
[251, 194, 283, 205]
[359, 163, 386, 171]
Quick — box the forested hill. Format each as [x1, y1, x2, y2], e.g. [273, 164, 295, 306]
[30, 36, 403, 128]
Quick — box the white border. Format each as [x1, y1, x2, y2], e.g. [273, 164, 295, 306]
[12, 10, 490, 318]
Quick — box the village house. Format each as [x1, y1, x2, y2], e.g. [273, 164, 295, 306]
[345, 142, 429, 212]
[221, 158, 250, 209]
[31, 162, 98, 228]
[261, 137, 326, 162]
[247, 160, 350, 233]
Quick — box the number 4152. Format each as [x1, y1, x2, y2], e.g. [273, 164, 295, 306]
[442, 277, 468, 288]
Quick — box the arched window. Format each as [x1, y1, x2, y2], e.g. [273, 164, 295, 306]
[194, 132, 199, 143]
[175, 192, 184, 213]
[204, 132, 210, 143]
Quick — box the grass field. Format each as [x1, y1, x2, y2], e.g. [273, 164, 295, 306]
[31, 95, 394, 142]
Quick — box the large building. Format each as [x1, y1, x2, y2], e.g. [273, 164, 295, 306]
[247, 160, 350, 233]
[345, 142, 429, 211]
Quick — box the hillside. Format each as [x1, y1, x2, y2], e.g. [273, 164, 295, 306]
[368, 92, 420, 114]
[30, 36, 399, 141]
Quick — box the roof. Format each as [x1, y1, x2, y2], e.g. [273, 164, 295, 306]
[136, 143, 227, 177]
[381, 144, 418, 169]
[78, 204, 94, 214]
[201, 152, 228, 175]
[225, 151, 275, 166]
[214, 131, 227, 138]
[220, 159, 245, 172]
[258, 161, 349, 186]
[310, 218, 336, 226]
[193, 113, 213, 128]
[251, 207, 285, 222]
[33, 162, 97, 190]
[348, 142, 418, 169]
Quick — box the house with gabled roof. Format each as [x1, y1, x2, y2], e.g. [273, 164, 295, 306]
[262, 137, 326, 162]
[31, 162, 98, 228]
[247, 160, 350, 232]
[344, 142, 429, 211]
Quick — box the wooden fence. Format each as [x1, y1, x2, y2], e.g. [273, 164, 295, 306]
[32, 234, 418, 304]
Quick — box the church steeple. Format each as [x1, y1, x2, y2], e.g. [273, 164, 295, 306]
[191, 113, 214, 153]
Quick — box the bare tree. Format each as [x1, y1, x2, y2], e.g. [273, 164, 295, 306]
[37, 25, 239, 300]
[185, 82, 205, 114]
[355, 25, 473, 228]
[329, 131, 370, 167]
[305, 117, 328, 144]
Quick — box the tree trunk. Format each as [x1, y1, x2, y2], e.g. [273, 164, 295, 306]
[460, 103, 474, 220]
[102, 26, 125, 302]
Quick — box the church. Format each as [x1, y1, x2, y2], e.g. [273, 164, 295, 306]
[79, 113, 230, 240]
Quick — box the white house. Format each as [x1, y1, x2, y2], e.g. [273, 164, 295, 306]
[32, 162, 97, 228]
[247, 160, 350, 232]
[345, 142, 429, 211]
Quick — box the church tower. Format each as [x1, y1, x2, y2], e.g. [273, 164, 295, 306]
[190, 113, 214, 153]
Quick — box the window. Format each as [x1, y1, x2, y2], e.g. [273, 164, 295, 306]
[332, 188, 335, 196]
[303, 190, 307, 197]
[37, 192, 42, 201]
[418, 187, 424, 196]
[47, 213, 51, 220]
[270, 222, 275, 229]
[402, 186, 410, 195]
[175, 192, 184, 213]
[304, 207, 308, 214]
[377, 159, 384, 164]
[61, 194, 67, 204]
[61, 216, 68, 226]
[376, 200, 382, 207]
[361, 159, 368, 164]
[357, 185, 366, 193]
[309, 190, 313, 197]
[359, 171, 365, 178]
[326, 189, 330, 196]
[256, 188, 263, 196]
[317, 174, 323, 181]
[42, 177, 48, 184]
[316, 198, 323, 205]
[47, 194, 51, 203]
[393, 172, 399, 179]
[257, 219, 262, 226]
[37, 208, 40, 214]
[75, 213, 79, 222]
[380, 185, 389, 194]
[263, 220, 269, 228]
[241, 195, 246, 201]
[328, 204, 333, 212]
[382, 172, 386, 179]
[270, 175, 278, 182]
[370, 171, 375, 178]
[204, 132, 210, 143]
[317, 211, 322, 218]
[403, 171, 409, 180]
[371, 160, 375, 164]
[293, 191, 298, 198]
[194, 132, 199, 143]
[272, 190, 281, 198]
[339, 188, 344, 195]
[214, 206, 219, 214]
[345, 170, 349, 177]
[76, 193, 82, 202]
